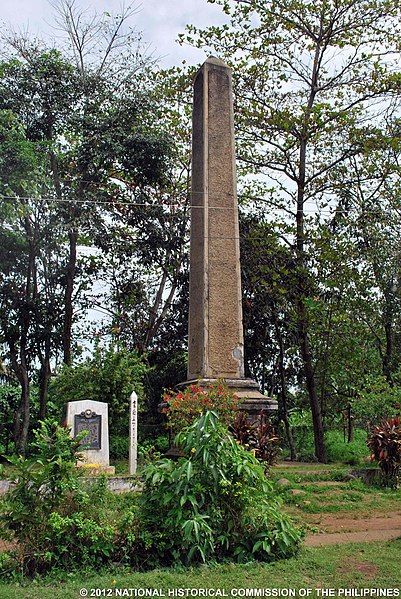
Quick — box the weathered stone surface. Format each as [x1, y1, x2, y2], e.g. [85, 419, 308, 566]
[0, 476, 141, 495]
[183, 56, 278, 414]
[188, 56, 244, 381]
[66, 400, 113, 470]
[0, 480, 12, 495]
[276, 478, 292, 487]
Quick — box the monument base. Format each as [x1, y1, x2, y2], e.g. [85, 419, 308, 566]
[76, 463, 115, 476]
[177, 378, 278, 418]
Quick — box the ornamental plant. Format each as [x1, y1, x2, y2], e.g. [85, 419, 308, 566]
[367, 417, 401, 488]
[162, 382, 240, 434]
[231, 411, 281, 472]
[135, 411, 302, 566]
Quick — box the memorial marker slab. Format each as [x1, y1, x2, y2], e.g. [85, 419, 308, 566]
[66, 400, 114, 473]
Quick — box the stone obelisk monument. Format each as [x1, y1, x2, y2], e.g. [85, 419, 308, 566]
[182, 56, 277, 415]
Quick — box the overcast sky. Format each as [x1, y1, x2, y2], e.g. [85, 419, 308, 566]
[0, 0, 227, 67]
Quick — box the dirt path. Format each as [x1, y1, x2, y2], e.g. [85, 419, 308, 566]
[305, 511, 401, 546]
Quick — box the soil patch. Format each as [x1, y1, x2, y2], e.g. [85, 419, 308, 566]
[301, 481, 344, 487]
[0, 539, 15, 552]
[305, 511, 401, 546]
[337, 558, 379, 579]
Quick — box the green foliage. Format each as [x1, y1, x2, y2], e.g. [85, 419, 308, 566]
[324, 430, 369, 466]
[286, 411, 314, 460]
[138, 436, 170, 464]
[145, 350, 188, 421]
[49, 345, 147, 436]
[0, 420, 114, 575]
[288, 414, 368, 465]
[0, 385, 20, 454]
[110, 435, 129, 460]
[353, 377, 401, 425]
[0, 13, 172, 453]
[367, 417, 401, 488]
[135, 411, 301, 566]
[0, 109, 40, 196]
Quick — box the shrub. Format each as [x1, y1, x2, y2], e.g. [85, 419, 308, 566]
[162, 382, 240, 434]
[367, 417, 401, 487]
[325, 429, 368, 465]
[49, 345, 147, 437]
[231, 411, 281, 471]
[137, 436, 170, 464]
[0, 419, 114, 575]
[0, 384, 20, 455]
[133, 411, 301, 567]
[110, 435, 129, 459]
[353, 376, 401, 426]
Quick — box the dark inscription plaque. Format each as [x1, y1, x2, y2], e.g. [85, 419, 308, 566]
[74, 410, 102, 450]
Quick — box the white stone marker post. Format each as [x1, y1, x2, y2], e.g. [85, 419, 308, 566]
[129, 391, 138, 475]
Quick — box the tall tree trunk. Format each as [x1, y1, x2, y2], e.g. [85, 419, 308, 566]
[347, 403, 354, 443]
[63, 229, 78, 365]
[273, 309, 297, 460]
[296, 134, 327, 463]
[13, 214, 36, 454]
[17, 359, 30, 455]
[297, 299, 326, 461]
[38, 346, 51, 420]
[10, 348, 30, 455]
[382, 283, 394, 386]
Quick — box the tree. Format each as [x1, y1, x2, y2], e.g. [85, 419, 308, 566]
[88, 66, 193, 417]
[0, 2, 170, 451]
[183, 0, 401, 461]
[49, 345, 147, 438]
[240, 212, 298, 459]
[0, 109, 60, 452]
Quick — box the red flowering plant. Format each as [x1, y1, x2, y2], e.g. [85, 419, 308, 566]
[162, 382, 240, 435]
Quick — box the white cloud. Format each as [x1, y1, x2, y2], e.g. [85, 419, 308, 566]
[0, 0, 228, 67]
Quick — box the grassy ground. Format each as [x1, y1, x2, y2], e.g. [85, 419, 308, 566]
[270, 463, 401, 529]
[0, 541, 400, 599]
[1, 462, 400, 598]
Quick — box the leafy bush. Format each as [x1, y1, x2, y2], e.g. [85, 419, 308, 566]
[0, 384, 20, 454]
[287, 410, 315, 461]
[367, 417, 401, 487]
[49, 345, 147, 437]
[110, 435, 129, 459]
[353, 376, 401, 426]
[0, 419, 114, 575]
[325, 429, 368, 465]
[231, 411, 281, 471]
[137, 435, 170, 464]
[132, 411, 301, 567]
[162, 382, 240, 434]
[286, 410, 368, 464]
